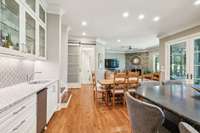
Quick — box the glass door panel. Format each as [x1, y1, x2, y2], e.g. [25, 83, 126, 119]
[25, 13, 35, 54]
[39, 5, 45, 23]
[170, 42, 187, 80]
[0, 0, 19, 50]
[39, 26, 45, 57]
[194, 39, 200, 84]
[26, 0, 35, 12]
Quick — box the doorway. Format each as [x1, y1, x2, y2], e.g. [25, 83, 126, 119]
[81, 46, 95, 84]
[165, 33, 200, 84]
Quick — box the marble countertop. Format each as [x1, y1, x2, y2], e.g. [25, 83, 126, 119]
[0, 79, 58, 113]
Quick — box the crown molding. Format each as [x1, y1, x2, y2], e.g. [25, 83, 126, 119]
[96, 38, 107, 45]
[47, 3, 65, 16]
[158, 23, 200, 39]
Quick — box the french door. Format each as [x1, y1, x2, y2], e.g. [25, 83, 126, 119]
[166, 34, 200, 84]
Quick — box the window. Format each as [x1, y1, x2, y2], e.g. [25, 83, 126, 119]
[154, 56, 160, 72]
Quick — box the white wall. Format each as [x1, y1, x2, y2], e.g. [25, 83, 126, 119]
[105, 53, 126, 70]
[148, 51, 159, 72]
[60, 25, 70, 87]
[35, 14, 61, 80]
[95, 42, 105, 80]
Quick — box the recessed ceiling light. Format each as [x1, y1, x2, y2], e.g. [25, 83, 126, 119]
[117, 39, 121, 42]
[138, 14, 145, 20]
[153, 16, 160, 22]
[81, 21, 87, 26]
[82, 32, 86, 36]
[122, 12, 129, 18]
[194, 0, 200, 6]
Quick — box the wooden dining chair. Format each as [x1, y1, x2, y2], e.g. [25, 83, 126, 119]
[127, 71, 140, 93]
[92, 72, 107, 103]
[152, 72, 160, 81]
[104, 70, 114, 79]
[179, 122, 199, 133]
[111, 72, 127, 107]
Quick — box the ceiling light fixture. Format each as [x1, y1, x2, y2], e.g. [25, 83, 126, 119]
[138, 14, 145, 20]
[194, 0, 200, 5]
[117, 39, 121, 42]
[153, 16, 160, 22]
[82, 32, 86, 36]
[122, 12, 129, 18]
[81, 21, 87, 26]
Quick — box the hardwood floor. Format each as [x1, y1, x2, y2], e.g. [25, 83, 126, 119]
[45, 85, 131, 133]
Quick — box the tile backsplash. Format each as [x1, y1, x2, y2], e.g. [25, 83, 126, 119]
[0, 56, 34, 88]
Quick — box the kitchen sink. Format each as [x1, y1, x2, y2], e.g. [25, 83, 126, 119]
[29, 80, 50, 84]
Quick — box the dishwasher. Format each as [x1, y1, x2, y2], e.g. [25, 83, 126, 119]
[37, 88, 47, 133]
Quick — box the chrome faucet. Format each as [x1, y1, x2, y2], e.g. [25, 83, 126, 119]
[27, 72, 42, 82]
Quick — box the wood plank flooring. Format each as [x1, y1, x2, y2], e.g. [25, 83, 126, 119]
[45, 85, 131, 133]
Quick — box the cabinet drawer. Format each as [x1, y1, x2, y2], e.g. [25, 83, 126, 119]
[0, 95, 36, 130]
[7, 110, 36, 133]
[0, 102, 36, 133]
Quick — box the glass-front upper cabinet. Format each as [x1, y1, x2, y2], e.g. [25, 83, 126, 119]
[39, 25, 45, 57]
[0, 0, 19, 50]
[26, 0, 35, 12]
[25, 13, 35, 54]
[39, 5, 45, 23]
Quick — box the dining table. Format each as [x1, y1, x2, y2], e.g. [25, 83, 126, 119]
[133, 83, 200, 131]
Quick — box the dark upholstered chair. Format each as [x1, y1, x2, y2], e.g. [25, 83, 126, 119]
[179, 122, 199, 133]
[125, 92, 170, 133]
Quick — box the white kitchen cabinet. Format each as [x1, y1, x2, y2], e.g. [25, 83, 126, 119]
[47, 81, 58, 123]
[0, 94, 37, 133]
[0, 0, 47, 60]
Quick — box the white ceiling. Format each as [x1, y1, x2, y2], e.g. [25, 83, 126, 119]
[47, 0, 200, 50]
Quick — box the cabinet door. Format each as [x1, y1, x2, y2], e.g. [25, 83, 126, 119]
[25, 12, 35, 54]
[0, 0, 20, 50]
[47, 83, 58, 123]
[39, 25, 45, 57]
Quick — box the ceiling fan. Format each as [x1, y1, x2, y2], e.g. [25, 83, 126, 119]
[121, 45, 135, 51]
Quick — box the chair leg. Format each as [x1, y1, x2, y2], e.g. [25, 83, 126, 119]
[93, 90, 95, 101]
[112, 93, 115, 108]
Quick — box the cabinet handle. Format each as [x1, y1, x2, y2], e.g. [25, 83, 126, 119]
[190, 74, 193, 79]
[12, 120, 26, 132]
[13, 106, 26, 115]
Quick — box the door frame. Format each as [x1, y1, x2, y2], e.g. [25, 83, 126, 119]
[80, 45, 95, 84]
[165, 32, 200, 84]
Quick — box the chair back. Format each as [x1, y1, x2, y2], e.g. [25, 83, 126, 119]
[152, 72, 160, 81]
[125, 92, 165, 133]
[114, 72, 127, 85]
[91, 72, 97, 91]
[104, 71, 114, 79]
[179, 122, 199, 133]
[127, 72, 139, 84]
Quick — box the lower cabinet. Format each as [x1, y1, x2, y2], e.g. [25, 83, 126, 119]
[0, 81, 59, 133]
[47, 82, 58, 123]
[0, 94, 37, 133]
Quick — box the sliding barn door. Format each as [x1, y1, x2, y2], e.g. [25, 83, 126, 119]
[68, 44, 81, 88]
